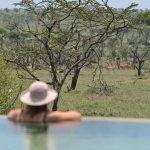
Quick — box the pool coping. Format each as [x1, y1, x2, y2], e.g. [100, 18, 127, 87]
[1, 115, 150, 123]
[0, 115, 7, 119]
[83, 117, 150, 123]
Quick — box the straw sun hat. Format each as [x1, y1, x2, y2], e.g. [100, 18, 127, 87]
[20, 81, 58, 106]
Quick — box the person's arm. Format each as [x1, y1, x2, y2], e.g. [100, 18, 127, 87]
[47, 111, 81, 122]
[7, 108, 22, 122]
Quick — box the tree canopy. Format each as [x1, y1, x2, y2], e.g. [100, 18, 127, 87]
[4, 0, 138, 110]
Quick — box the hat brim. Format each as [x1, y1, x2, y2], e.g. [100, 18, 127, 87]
[20, 89, 58, 106]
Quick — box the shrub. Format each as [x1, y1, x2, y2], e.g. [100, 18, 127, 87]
[0, 50, 22, 114]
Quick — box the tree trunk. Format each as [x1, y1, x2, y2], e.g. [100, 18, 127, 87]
[137, 62, 142, 76]
[52, 84, 61, 111]
[0, 38, 3, 48]
[69, 67, 81, 91]
[52, 96, 59, 111]
[137, 68, 141, 76]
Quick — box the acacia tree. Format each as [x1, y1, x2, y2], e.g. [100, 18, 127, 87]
[4, 0, 137, 111]
[130, 28, 150, 76]
[131, 48, 150, 76]
[128, 10, 150, 76]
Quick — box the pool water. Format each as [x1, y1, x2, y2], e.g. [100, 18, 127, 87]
[1, 118, 150, 150]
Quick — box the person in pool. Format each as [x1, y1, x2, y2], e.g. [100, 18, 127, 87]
[8, 81, 81, 123]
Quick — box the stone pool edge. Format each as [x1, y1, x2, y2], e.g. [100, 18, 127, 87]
[1, 115, 150, 123]
[0, 115, 7, 119]
[83, 117, 150, 123]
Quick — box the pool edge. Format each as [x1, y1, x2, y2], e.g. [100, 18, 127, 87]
[0, 115, 7, 119]
[82, 117, 150, 123]
[1, 115, 150, 123]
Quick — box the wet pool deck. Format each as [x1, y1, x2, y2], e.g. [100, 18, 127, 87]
[1, 115, 150, 123]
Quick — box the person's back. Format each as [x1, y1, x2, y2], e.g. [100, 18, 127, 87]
[8, 81, 81, 123]
[8, 108, 81, 123]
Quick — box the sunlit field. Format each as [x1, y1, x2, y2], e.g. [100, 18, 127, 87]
[1, 64, 150, 118]
[30, 68, 150, 118]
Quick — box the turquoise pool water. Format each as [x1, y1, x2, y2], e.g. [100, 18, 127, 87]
[1, 118, 150, 150]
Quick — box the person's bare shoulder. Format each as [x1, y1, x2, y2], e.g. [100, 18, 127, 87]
[7, 108, 22, 122]
[47, 111, 81, 122]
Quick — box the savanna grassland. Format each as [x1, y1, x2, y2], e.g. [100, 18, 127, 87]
[58, 68, 150, 118]
[0, 3, 150, 118]
[4, 67, 150, 118]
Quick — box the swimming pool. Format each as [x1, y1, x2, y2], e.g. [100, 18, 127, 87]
[1, 117, 150, 150]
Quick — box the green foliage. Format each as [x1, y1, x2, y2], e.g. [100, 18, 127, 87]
[0, 28, 6, 34]
[135, 11, 150, 25]
[0, 50, 22, 114]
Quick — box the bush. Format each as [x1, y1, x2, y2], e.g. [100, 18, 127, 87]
[0, 50, 22, 114]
